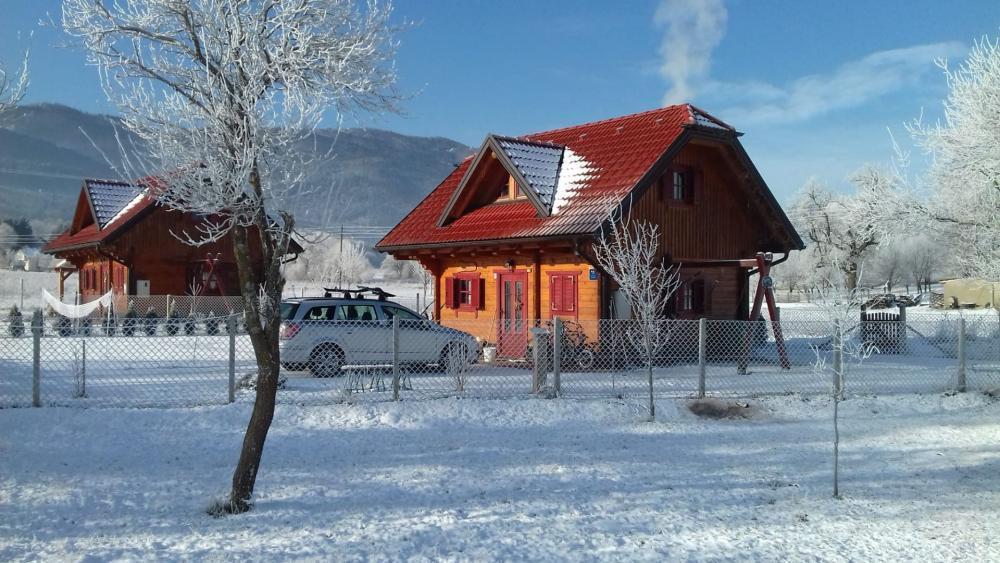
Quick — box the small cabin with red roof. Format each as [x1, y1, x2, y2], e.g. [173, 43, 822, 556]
[375, 105, 803, 358]
[43, 178, 301, 302]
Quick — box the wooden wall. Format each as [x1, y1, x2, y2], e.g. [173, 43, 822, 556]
[435, 252, 600, 345]
[631, 142, 782, 261]
[63, 208, 267, 301]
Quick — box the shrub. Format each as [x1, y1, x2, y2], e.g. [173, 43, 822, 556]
[7, 305, 24, 338]
[204, 311, 220, 335]
[122, 301, 139, 337]
[165, 309, 182, 336]
[79, 316, 92, 337]
[55, 315, 73, 337]
[143, 307, 159, 336]
[184, 313, 197, 336]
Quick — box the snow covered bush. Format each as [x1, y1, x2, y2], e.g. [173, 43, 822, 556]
[183, 314, 197, 336]
[7, 305, 24, 337]
[143, 308, 159, 337]
[204, 312, 220, 336]
[121, 302, 139, 337]
[165, 308, 182, 336]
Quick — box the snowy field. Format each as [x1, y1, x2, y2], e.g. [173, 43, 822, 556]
[1, 393, 998, 560]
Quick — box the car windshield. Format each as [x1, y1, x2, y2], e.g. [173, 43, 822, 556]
[280, 302, 299, 320]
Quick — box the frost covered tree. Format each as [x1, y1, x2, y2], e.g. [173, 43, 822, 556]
[63, 0, 398, 514]
[789, 171, 889, 290]
[902, 36, 1000, 282]
[593, 200, 680, 421]
[313, 238, 370, 287]
[0, 47, 28, 115]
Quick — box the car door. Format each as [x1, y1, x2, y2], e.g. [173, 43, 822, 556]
[335, 303, 388, 364]
[382, 304, 433, 362]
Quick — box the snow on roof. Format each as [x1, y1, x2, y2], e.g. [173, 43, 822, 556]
[494, 136, 564, 210]
[86, 180, 145, 229]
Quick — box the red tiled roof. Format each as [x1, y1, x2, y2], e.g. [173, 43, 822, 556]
[376, 104, 733, 250]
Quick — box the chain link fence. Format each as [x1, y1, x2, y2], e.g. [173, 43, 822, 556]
[2, 310, 998, 409]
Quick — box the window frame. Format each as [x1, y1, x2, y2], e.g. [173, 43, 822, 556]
[446, 272, 483, 312]
[662, 166, 698, 206]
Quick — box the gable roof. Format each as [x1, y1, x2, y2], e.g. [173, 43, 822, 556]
[377, 104, 799, 251]
[43, 179, 157, 254]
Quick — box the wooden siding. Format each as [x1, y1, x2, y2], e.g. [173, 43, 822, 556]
[632, 142, 780, 261]
[435, 253, 600, 345]
[62, 207, 265, 302]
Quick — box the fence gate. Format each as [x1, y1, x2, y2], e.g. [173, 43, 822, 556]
[860, 308, 906, 354]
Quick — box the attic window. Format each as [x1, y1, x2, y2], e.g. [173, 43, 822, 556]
[498, 175, 524, 201]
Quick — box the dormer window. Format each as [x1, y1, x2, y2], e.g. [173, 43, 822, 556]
[498, 175, 524, 201]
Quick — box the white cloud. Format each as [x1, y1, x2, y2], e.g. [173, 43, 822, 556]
[655, 0, 728, 104]
[706, 42, 966, 124]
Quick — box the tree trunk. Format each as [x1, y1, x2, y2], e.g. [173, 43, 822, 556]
[226, 219, 286, 513]
[844, 263, 858, 291]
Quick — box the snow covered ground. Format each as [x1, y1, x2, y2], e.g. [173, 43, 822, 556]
[1, 393, 998, 560]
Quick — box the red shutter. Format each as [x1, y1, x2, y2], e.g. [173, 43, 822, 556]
[472, 277, 486, 310]
[693, 168, 703, 205]
[564, 276, 575, 312]
[550, 275, 561, 312]
[445, 277, 456, 309]
[660, 169, 672, 202]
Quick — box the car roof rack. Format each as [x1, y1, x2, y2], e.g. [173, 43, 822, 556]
[322, 286, 396, 301]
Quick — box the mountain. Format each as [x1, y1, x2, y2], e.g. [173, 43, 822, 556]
[0, 103, 471, 231]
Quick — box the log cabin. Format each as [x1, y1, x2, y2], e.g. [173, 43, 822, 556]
[377, 104, 803, 358]
[43, 178, 302, 302]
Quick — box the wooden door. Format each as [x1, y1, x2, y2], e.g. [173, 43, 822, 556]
[497, 271, 528, 358]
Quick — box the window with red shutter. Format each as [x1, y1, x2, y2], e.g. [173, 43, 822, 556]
[549, 272, 578, 317]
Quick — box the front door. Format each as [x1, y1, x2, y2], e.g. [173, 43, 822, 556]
[497, 271, 528, 357]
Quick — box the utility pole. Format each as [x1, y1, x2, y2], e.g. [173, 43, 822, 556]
[338, 225, 344, 289]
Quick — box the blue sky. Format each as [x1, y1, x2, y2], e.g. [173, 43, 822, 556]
[2, 0, 998, 204]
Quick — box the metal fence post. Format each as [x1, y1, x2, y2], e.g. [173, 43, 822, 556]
[833, 319, 843, 400]
[532, 332, 541, 394]
[227, 316, 236, 403]
[81, 339, 87, 398]
[899, 304, 908, 354]
[697, 318, 707, 398]
[552, 317, 562, 397]
[957, 316, 966, 392]
[31, 309, 42, 407]
[392, 316, 401, 401]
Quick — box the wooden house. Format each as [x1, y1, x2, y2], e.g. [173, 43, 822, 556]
[376, 105, 803, 358]
[43, 178, 302, 302]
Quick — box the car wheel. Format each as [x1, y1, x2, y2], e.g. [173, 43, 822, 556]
[309, 343, 344, 378]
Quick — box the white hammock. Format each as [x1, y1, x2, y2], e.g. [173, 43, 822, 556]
[42, 289, 114, 319]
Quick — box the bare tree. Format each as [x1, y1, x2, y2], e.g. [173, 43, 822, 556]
[901, 237, 940, 293]
[593, 199, 680, 421]
[809, 269, 875, 498]
[63, 0, 398, 514]
[0, 47, 29, 115]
